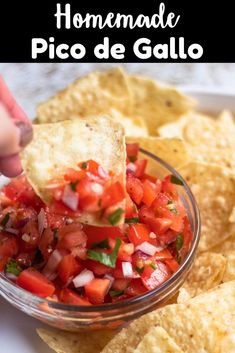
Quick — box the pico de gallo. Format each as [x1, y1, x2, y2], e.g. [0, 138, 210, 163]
[0, 143, 192, 305]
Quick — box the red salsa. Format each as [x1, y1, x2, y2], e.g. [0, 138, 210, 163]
[0, 144, 192, 305]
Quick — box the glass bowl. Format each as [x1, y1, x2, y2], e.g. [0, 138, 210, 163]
[0, 149, 200, 331]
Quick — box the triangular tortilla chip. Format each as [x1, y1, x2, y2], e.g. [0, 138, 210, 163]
[21, 117, 126, 226]
[126, 137, 189, 169]
[36, 68, 132, 124]
[134, 326, 184, 353]
[128, 75, 195, 135]
[37, 328, 115, 353]
[101, 281, 235, 353]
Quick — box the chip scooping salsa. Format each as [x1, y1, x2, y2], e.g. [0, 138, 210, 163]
[0, 142, 192, 305]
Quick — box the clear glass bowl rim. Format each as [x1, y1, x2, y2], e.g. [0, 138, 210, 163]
[0, 148, 200, 313]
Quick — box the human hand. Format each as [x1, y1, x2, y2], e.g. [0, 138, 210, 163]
[0, 76, 33, 177]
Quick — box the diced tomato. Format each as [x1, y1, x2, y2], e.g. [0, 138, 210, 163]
[58, 254, 82, 282]
[154, 249, 173, 260]
[84, 225, 125, 247]
[85, 278, 110, 304]
[141, 261, 171, 290]
[126, 175, 143, 205]
[125, 279, 147, 296]
[76, 179, 103, 212]
[19, 220, 40, 252]
[57, 226, 87, 251]
[102, 181, 125, 208]
[112, 278, 130, 291]
[84, 259, 112, 276]
[64, 168, 87, 182]
[0, 233, 19, 257]
[139, 205, 172, 235]
[49, 200, 80, 218]
[0, 256, 9, 271]
[2, 176, 42, 210]
[162, 175, 178, 200]
[17, 268, 55, 297]
[38, 227, 55, 260]
[127, 223, 151, 246]
[141, 173, 157, 183]
[113, 259, 125, 278]
[60, 288, 91, 306]
[125, 194, 138, 219]
[44, 206, 66, 229]
[79, 160, 100, 175]
[126, 143, 139, 160]
[164, 258, 180, 272]
[181, 217, 193, 258]
[134, 159, 147, 178]
[142, 180, 159, 207]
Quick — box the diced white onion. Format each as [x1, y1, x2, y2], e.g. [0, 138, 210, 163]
[126, 163, 137, 173]
[42, 250, 63, 278]
[149, 232, 157, 239]
[136, 241, 163, 256]
[38, 208, 46, 236]
[62, 185, 79, 211]
[22, 233, 30, 242]
[122, 262, 133, 278]
[73, 269, 94, 288]
[5, 228, 19, 235]
[98, 165, 109, 179]
[90, 182, 103, 195]
[104, 274, 114, 291]
[5, 272, 18, 281]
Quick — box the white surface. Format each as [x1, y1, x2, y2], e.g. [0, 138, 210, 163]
[0, 296, 54, 353]
[0, 87, 234, 353]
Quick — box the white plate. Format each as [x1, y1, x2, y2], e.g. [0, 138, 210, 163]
[0, 88, 234, 353]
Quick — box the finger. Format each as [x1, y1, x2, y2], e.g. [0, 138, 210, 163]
[15, 121, 33, 148]
[0, 76, 28, 123]
[0, 154, 22, 177]
[0, 103, 20, 157]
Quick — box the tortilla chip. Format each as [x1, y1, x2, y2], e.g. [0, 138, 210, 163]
[21, 117, 126, 226]
[101, 281, 235, 353]
[126, 137, 189, 169]
[36, 68, 132, 124]
[179, 162, 235, 252]
[158, 111, 235, 172]
[134, 326, 184, 353]
[37, 328, 115, 353]
[211, 233, 235, 254]
[128, 75, 195, 135]
[222, 251, 235, 282]
[109, 109, 148, 137]
[177, 252, 227, 303]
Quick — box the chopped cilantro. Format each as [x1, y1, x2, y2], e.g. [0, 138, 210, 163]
[81, 161, 88, 170]
[170, 175, 184, 186]
[109, 290, 124, 297]
[1, 213, 10, 227]
[149, 262, 157, 270]
[91, 238, 110, 249]
[167, 200, 178, 214]
[69, 181, 78, 191]
[5, 260, 22, 276]
[87, 238, 121, 268]
[136, 266, 144, 274]
[108, 208, 124, 226]
[176, 234, 184, 251]
[125, 217, 139, 224]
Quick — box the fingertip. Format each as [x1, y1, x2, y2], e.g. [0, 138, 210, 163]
[0, 154, 23, 178]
